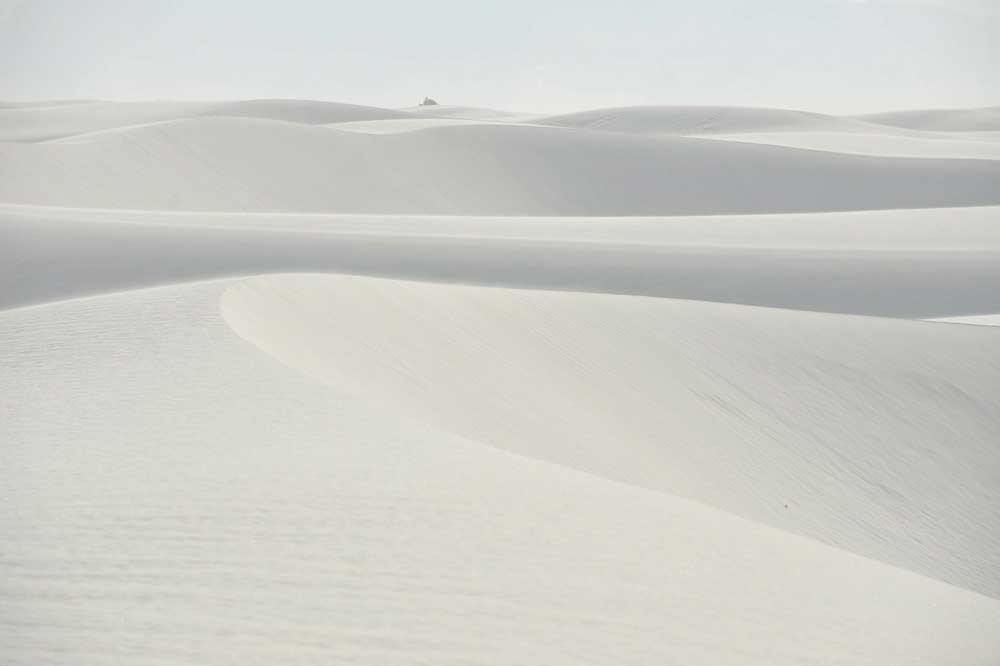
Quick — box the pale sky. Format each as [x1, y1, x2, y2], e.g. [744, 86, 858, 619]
[1, 0, 997, 113]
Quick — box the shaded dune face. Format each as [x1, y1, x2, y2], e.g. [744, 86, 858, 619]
[221, 274, 1000, 599]
[3, 117, 1000, 214]
[5, 205, 1000, 316]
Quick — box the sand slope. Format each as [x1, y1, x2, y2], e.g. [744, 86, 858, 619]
[4, 116, 1000, 214]
[704, 131, 1000, 159]
[0, 99, 412, 142]
[5, 204, 1000, 317]
[931, 314, 1000, 327]
[222, 274, 1000, 598]
[860, 107, 1000, 132]
[3, 278, 999, 664]
[536, 105, 898, 135]
[402, 104, 538, 121]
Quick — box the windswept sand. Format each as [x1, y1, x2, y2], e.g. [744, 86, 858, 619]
[4, 277, 1000, 665]
[4, 105, 1000, 214]
[4, 204, 1000, 317]
[222, 273, 1000, 597]
[3, 99, 1000, 664]
[858, 106, 1000, 132]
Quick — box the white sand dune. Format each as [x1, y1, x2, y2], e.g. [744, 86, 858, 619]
[860, 107, 1000, 132]
[402, 103, 539, 121]
[536, 105, 903, 135]
[0, 100, 215, 141]
[3, 277, 999, 664]
[330, 117, 508, 134]
[196, 98, 413, 124]
[0, 99, 411, 142]
[535, 105, 1000, 159]
[5, 99, 1000, 664]
[5, 204, 1000, 317]
[704, 131, 1000, 159]
[329, 123, 1000, 159]
[4, 116, 1000, 214]
[0, 99, 527, 144]
[0, 99, 103, 110]
[222, 274, 1000, 598]
[931, 313, 1000, 327]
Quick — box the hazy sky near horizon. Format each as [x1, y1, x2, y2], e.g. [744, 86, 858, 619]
[2, 0, 997, 113]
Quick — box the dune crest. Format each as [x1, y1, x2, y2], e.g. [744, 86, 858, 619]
[2, 278, 998, 664]
[221, 273, 1000, 598]
[5, 204, 1000, 316]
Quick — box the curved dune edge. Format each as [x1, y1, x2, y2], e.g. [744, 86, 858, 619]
[6, 203, 1000, 316]
[0, 99, 414, 142]
[220, 273, 1000, 599]
[858, 107, 1000, 132]
[930, 313, 1000, 327]
[4, 276, 1000, 664]
[536, 105, 899, 135]
[701, 131, 1000, 159]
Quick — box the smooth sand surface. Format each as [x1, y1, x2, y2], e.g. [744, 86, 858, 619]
[536, 105, 898, 134]
[0, 99, 413, 142]
[222, 273, 1000, 597]
[931, 313, 1000, 327]
[4, 99, 1000, 664]
[702, 131, 1000, 159]
[859, 107, 1000, 132]
[4, 117, 1000, 214]
[4, 204, 1000, 317]
[4, 278, 999, 665]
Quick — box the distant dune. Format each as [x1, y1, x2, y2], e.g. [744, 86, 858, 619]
[0, 99, 410, 142]
[536, 105, 885, 134]
[703, 131, 1000, 159]
[4, 115, 999, 214]
[402, 103, 538, 121]
[859, 106, 1000, 131]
